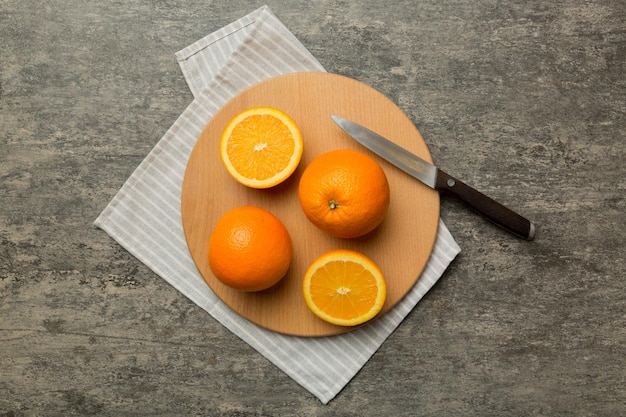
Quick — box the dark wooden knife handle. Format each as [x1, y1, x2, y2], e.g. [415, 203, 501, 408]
[435, 169, 536, 240]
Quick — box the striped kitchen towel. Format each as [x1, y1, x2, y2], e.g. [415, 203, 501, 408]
[95, 5, 461, 404]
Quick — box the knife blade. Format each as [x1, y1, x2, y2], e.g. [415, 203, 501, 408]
[331, 115, 536, 240]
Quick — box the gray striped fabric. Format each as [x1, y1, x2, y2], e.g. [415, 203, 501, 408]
[95, 6, 460, 404]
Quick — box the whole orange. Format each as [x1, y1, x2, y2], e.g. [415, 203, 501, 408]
[207, 206, 293, 292]
[298, 149, 390, 238]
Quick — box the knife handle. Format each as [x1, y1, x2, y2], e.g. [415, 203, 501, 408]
[435, 170, 536, 240]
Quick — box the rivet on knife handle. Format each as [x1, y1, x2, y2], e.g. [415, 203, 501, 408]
[435, 169, 536, 240]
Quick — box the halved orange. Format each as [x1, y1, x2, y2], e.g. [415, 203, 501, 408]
[303, 249, 387, 326]
[220, 107, 303, 189]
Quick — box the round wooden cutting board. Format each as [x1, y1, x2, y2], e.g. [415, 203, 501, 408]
[181, 72, 440, 337]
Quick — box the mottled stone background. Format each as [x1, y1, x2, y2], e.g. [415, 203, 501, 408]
[1, 0, 624, 416]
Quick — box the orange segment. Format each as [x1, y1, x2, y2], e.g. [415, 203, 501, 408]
[303, 249, 387, 326]
[220, 107, 303, 188]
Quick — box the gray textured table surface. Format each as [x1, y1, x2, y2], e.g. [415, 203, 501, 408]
[1, 1, 624, 416]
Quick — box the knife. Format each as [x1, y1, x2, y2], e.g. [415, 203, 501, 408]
[331, 115, 536, 240]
